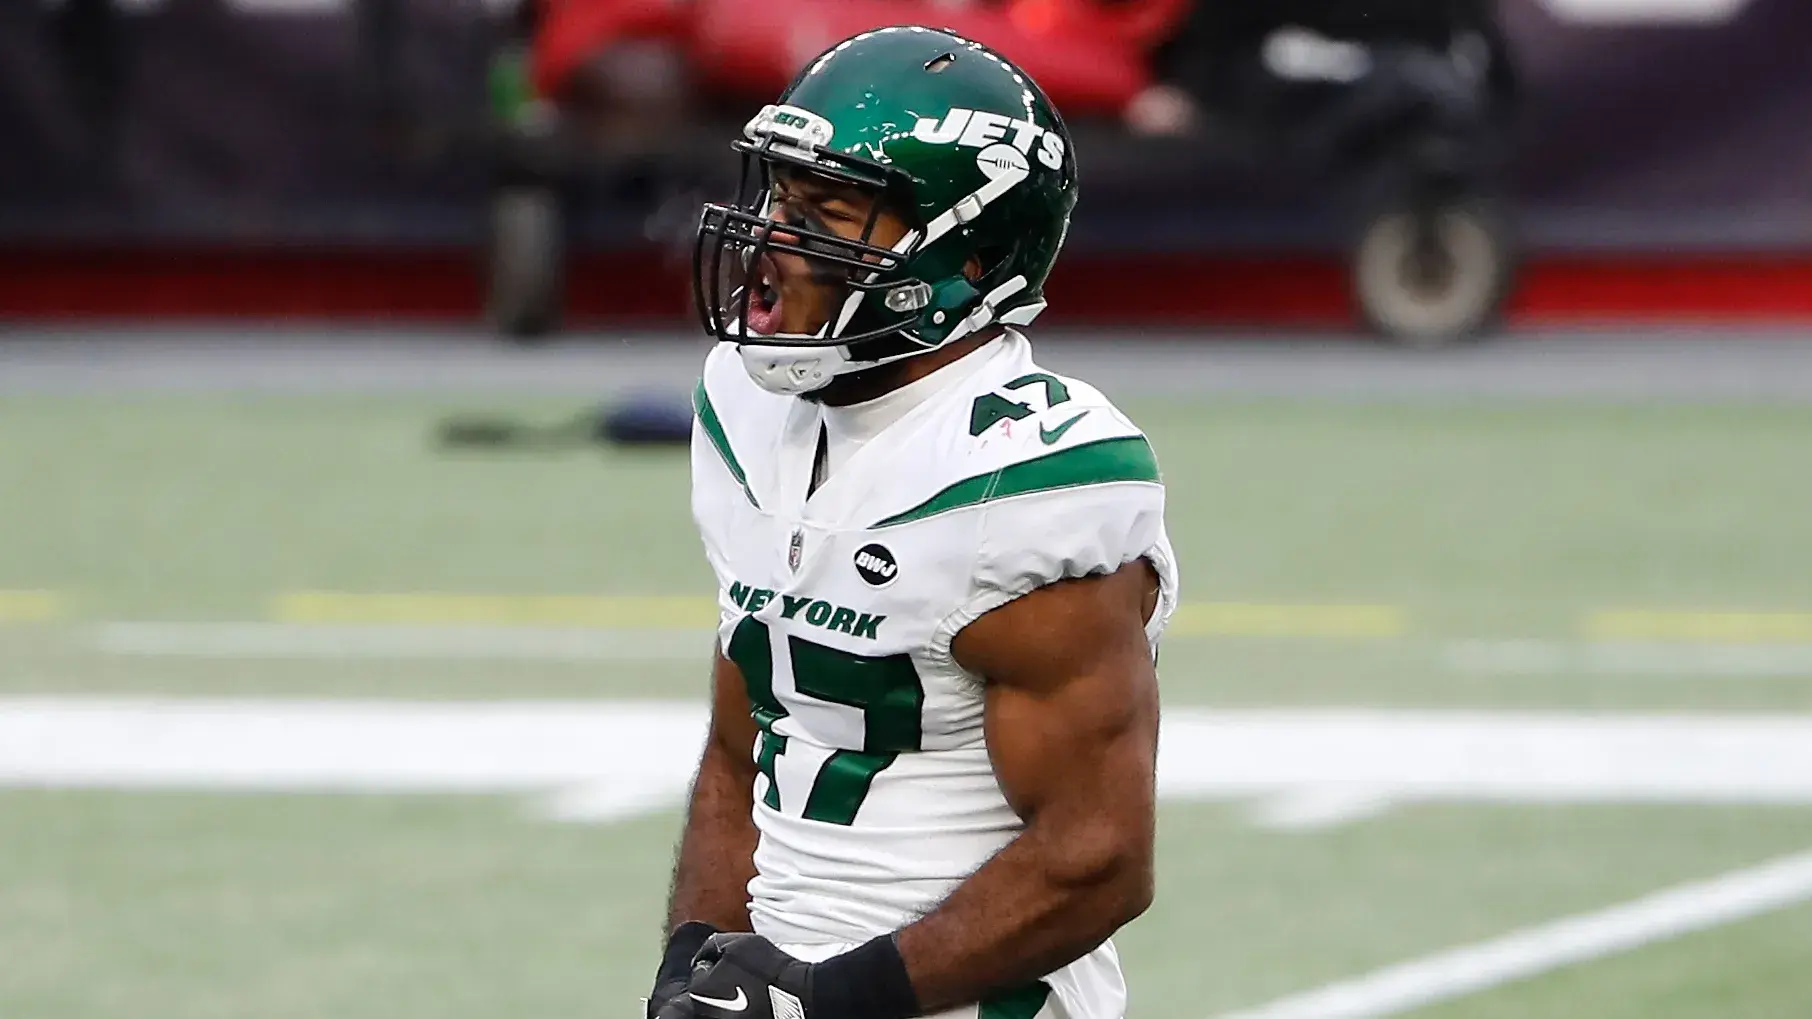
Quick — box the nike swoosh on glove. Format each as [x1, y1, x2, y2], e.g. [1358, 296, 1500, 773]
[681, 932, 921, 1019]
[682, 934, 811, 1019]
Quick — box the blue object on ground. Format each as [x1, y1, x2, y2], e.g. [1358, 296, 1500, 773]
[600, 393, 694, 446]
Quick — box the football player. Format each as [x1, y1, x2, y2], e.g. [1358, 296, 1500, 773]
[653, 25, 1180, 1019]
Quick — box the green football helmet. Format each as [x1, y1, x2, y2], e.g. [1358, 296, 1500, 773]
[694, 26, 1080, 395]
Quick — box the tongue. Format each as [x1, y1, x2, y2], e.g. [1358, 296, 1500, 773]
[746, 291, 783, 335]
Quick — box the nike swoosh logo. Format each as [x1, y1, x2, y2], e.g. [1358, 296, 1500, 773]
[1040, 410, 1090, 445]
[689, 989, 748, 1012]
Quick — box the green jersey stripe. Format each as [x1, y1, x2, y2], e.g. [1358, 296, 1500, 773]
[872, 435, 1160, 528]
[979, 981, 1051, 1019]
[692, 379, 759, 508]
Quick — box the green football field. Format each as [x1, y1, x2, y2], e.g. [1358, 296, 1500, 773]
[4, 388, 1812, 1019]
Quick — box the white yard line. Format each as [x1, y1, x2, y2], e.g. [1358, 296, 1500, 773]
[1213, 847, 1812, 1019]
[7, 700, 1812, 823]
[95, 621, 714, 662]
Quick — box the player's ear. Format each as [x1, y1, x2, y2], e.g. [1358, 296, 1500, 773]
[963, 255, 982, 282]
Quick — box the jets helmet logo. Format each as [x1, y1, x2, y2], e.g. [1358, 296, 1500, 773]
[853, 544, 898, 587]
[910, 108, 1066, 170]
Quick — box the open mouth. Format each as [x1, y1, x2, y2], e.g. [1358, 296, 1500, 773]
[745, 255, 785, 335]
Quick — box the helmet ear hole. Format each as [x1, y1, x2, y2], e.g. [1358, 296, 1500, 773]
[973, 243, 1015, 288]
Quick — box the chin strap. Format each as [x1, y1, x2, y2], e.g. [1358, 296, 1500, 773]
[936, 275, 1042, 345]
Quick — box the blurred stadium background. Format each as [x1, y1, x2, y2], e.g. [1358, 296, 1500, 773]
[4, 2, 1812, 1018]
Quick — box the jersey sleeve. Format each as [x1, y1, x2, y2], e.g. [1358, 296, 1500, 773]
[926, 397, 1181, 666]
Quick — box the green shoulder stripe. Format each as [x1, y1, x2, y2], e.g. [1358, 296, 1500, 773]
[692, 379, 758, 507]
[873, 435, 1159, 528]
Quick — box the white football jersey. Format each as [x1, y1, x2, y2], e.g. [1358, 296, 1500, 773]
[689, 330, 1179, 1019]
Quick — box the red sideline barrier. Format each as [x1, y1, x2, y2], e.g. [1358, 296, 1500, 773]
[3, 248, 1812, 327]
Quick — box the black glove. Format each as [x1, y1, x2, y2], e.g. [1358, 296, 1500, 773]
[676, 932, 920, 1019]
[647, 921, 721, 1019]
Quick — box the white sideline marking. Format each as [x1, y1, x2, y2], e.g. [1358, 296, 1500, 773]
[5, 701, 1812, 825]
[96, 622, 711, 662]
[1213, 847, 1812, 1019]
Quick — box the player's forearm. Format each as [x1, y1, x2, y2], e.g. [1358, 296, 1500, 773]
[894, 809, 1154, 1011]
[664, 737, 760, 933]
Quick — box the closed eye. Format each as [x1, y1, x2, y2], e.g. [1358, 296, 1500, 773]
[771, 176, 869, 226]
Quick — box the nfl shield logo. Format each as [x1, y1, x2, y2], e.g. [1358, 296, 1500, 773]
[787, 529, 804, 573]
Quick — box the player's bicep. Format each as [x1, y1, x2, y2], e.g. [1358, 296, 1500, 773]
[952, 560, 1160, 826]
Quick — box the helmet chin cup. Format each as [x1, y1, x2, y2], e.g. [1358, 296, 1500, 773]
[736, 343, 847, 396]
